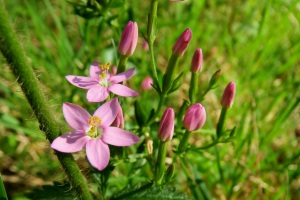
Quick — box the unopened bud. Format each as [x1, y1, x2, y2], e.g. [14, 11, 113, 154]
[172, 28, 192, 56]
[111, 102, 124, 129]
[183, 103, 206, 131]
[191, 48, 203, 73]
[158, 108, 175, 141]
[220, 82, 236, 108]
[118, 21, 138, 56]
[141, 76, 153, 91]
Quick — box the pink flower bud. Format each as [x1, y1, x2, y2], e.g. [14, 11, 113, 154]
[191, 48, 203, 73]
[183, 103, 206, 131]
[141, 76, 153, 90]
[111, 102, 124, 129]
[220, 82, 236, 108]
[172, 28, 192, 56]
[142, 40, 149, 51]
[118, 21, 138, 56]
[111, 66, 117, 75]
[158, 108, 175, 141]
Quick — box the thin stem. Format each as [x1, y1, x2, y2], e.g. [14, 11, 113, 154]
[177, 130, 192, 154]
[147, 0, 159, 83]
[162, 54, 180, 94]
[0, 2, 93, 199]
[117, 55, 128, 74]
[146, 93, 166, 125]
[216, 107, 228, 138]
[189, 72, 199, 104]
[154, 141, 168, 185]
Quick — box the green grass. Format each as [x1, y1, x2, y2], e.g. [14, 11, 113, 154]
[0, 0, 299, 199]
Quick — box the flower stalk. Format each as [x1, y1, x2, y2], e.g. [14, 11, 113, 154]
[216, 107, 227, 138]
[154, 141, 168, 184]
[0, 2, 93, 199]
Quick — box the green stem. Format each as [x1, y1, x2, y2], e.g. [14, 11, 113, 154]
[117, 55, 128, 74]
[147, 0, 159, 85]
[154, 141, 168, 185]
[0, 2, 93, 199]
[146, 93, 166, 125]
[177, 130, 192, 154]
[216, 107, 228, 138]
[189, 72, 199, 104]
[162, 54, 180, 94]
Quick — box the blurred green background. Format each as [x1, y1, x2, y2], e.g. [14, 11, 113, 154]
[0, 0, 299, 199]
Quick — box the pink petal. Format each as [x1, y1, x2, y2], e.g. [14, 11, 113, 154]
[93, 98, 119, 126]
[63, 103, 91, 130]
[90, 62, 101, 78]
[109, 68, 135, 83]
[108, 84, 138, 97]
[102, 127, 140, 146]
[86, 85, 109, 102]
[66, 75, 98, 89]
[86, 138, 110, 171]
[51, 131, 90, 153]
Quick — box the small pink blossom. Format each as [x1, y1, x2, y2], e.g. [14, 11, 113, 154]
[220, 82, 236, 108]
[119, 21, 138, 56]
[142, 40, 149, 51]
[191, 48, 203, 73]
[141, 76, 153, 91]
[183, 103, 206, 131]
[66, 62, 138, 102]
[51, 98, 140, 171]
[172, 28, 192, 56]
[158, 108, 175, 141]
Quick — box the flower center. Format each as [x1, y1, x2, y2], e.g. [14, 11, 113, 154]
[98, 63, 111, 87]
[87, 116, 102, 138]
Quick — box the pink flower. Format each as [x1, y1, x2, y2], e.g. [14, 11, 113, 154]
[172, 28, 192, 56]
[51, 98, 140, 171]
[191, 48, 203, 73]
[142, 40, 149, 51]
[158, 108, 175, 141]
[141, 76, 153, 90]
[183, 103, 206, 131]
[66, 62, 138, 102]
[220, 82, 236, 108]
[111, 102, 124, 129]
[119, 21, 138, 56]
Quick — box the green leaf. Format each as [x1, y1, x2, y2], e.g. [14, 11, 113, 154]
[0, 174, 8, 200]
[134, 100, 148, 127]
[112, 184, 191, 200]
[167, 72, 184, 95]
[25, 182, 76, 200]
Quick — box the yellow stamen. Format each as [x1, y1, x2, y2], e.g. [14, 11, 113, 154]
[87, 116, 102, 138]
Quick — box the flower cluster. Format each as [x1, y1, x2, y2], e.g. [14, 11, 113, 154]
[51, 21, 140, 171]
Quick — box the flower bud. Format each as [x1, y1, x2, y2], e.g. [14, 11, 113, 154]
[158, 108, 175, 141]
[220, 82, 236, 108]
[142, 40, 149, 51]
[111, 102, 124, 129]
[172, 28, 192, 56]
[191, 48, 203, 73]
[183, 103, 206, 131]
[118, 21, 138, 56]
[141, 76, 153, 90]
[111, 66, 117, 75]
[209, 69, 221, 86]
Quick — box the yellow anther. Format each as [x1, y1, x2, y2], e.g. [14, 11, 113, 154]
[89, 116, 102, 126]
[100, 62, 111, 71]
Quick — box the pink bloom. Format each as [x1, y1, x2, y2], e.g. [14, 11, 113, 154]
[220, 82, 236, 108]
[51, 98, 140, 171]
[119, 21, 138, 56]
[66, 62, 138, 102]
[158, 108, 175, 141]
[183, 103, 206, 131]
[141, 76, 153, 90]
[111, 102, 124, 129]
[111, 66, 117, 75]
[191, 48, 203, 73]
[142, 40, 149, 51]
[172, 28, 192, 56]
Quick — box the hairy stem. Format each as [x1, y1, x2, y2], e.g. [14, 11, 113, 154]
[0, 2, 93, 199]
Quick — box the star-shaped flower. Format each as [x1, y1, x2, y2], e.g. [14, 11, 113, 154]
[66, 62, 138, 102]
[50, 98, 140, 171]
